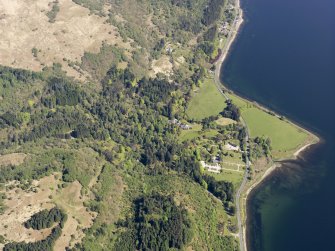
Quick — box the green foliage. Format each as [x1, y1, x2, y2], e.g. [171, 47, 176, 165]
[114, 194, 192, 251]
[81, 44, 125, 80]
[108, 0, 209, 56]
[204, 175, 234, 203]
[4, 207, 67, 251]
[0, 2, 313, 250]
[76, 163, 123, 250]
[136, 77, 177, 110]
[31, 47, 38, 57]
[46, 1, 60, 23]
[0, 235, 5, 244]
[199, 41, 215, 58]
[0, 159, 58, 183]
[42, 77, 84, 107]
[0, 112, 22, 128]
[24, 207, 67, 230]
[0, 66, 42, 86]
[73, 0, 106, 14]
[0, 193, 6, 215]
[221, 100, 241, 121]
[202, 0, 225, 26]
[212, 236, 239, 250]
[250, 136, 272, 160]
[203, 25, 218, 42]
[21, 108, 91, 142]
[122, 174, 238, 250]
[152, 38, 166, 59]
[0, 61, 238, 251]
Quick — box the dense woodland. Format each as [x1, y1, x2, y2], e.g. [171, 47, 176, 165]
[0, 61, 237, 249]
[24, 207, 67, 230]
[0, 59, 240, 250]
[113, 194, 192, 251]
[0, 0, 247, 250]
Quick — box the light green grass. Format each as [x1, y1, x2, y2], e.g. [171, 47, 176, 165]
[242, 108, 307, 151]
[228, 94, 309, 157]
[179, 124, 202, 141]
[205, 169, 243, 188]
[179, 123, 219, 142]
[186, 78, 227, 120]
[215, 117, 236, 126]
[222, 152, 245, 165]
[227, 94, 249, 111]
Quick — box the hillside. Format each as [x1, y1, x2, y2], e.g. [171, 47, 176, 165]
[0, 0, 249, 250]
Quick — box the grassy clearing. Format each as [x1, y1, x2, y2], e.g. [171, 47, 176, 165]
[179, 124, 202, 141]
[53, 180, 95, 250]
[215, 117, 236, 126]
[179, 123, 219, 142]
[222, 153, 245, 165]
[187, 78, 227, 120]
[205, 169, 243, 189]
[0, 153, 27, 167]
[228, 94, 309, 158]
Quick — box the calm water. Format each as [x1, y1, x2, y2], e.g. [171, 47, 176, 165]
[220, 0, 335, 250]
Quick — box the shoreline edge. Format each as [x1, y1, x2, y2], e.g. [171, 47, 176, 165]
[213, 1, 321, 251]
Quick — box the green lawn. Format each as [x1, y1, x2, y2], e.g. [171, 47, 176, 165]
[179, 124, 202, 141]
[179, 123, 219, 142]
[228, 94, 309, 157]
[222, 152, 245, 165]
[186, 78, 227, 120]
[243, 107, 307, 151]
[205, 169, 243, 188]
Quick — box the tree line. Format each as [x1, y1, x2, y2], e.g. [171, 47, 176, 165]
[24, 207, 67, 230]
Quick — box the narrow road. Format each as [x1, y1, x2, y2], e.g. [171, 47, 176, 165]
[212, 3, 248, 251]
[214, 72, 250, 251]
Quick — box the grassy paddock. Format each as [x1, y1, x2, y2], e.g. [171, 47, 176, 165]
[228, 94, 309, 158]
[186, 78, 227, 120]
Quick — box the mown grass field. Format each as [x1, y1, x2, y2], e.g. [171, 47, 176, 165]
[228, 94, 309, 158]
[205, 169, 243, 188]
[186, 78, 227, 120]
